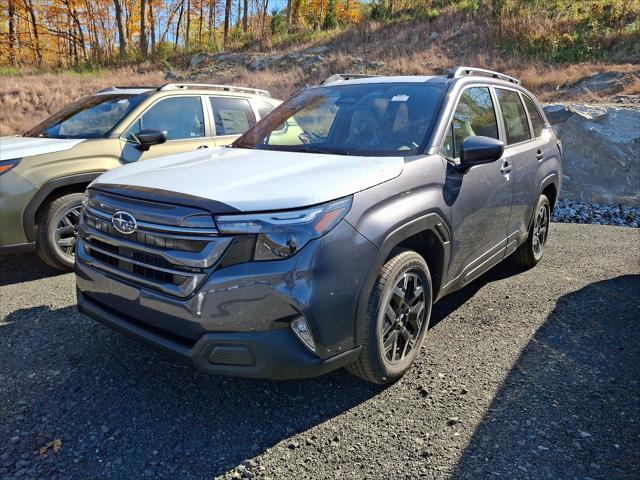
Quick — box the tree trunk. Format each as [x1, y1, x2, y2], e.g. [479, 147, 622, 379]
[198, 0, 204, 47]
[113, 0, 127, 59]
[24, 0, 43, 66]
[261, 0, 268, 37]
[175, 0, 184, 48]
[185, 0, 191, 49]
[7, 0, 17, 66]
[243, 0, 248, 32]
[292, 0, 300, 27]
[286, 0, 291, 26]
[208, 0, 215, 44]
[62, 0, 87, 62]
[149, 1, 156, 56]
[223, 0, 232, 44]
[140, 0, 148, 58]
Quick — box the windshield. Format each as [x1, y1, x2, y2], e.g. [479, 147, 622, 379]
[25, 93, 146, 139]
[233, 83, 446, 156]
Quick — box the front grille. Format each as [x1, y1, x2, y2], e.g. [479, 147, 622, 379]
[86, 238, 187, 286]
[84, 214, 208, 253]
[78, 192, 232, 298]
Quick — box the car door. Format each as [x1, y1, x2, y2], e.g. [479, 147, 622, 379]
[507, 92, 551, 252]
[120, 95, 215, 163]
[494, 88, 537, 254]
[208, 96, 257, 146]
[441, 86, 513, 285]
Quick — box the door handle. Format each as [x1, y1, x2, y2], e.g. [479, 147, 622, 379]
[500, 159, 512, 175]
[536, 149, 543, 160]
[197, 145, 209, 149]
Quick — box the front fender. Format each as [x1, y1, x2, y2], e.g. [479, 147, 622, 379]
[23, 172, 104, 242]
[351, 212, 451, 346]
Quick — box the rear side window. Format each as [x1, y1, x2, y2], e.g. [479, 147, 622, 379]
[210, 97, 257, 135]
[522, 95, 545, 138]
[256, 101, 275, 120]
[126, 96, 205, 140]
[496, 89, 531, 145]
[441, 86, 499, 159]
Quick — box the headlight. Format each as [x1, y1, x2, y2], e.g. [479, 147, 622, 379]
[0, 158, 21, 175]
[215, 197, 352, 261]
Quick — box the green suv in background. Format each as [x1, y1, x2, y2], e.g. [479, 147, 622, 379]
[0, 83, 280, 270]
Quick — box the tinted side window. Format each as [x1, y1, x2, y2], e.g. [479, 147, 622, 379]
[128, 97, 205, 140]
[522, 95, 545, 138]
[496, 89, 531, 144]
[210, 97, 256, 135]
[441, 87, 499, 159]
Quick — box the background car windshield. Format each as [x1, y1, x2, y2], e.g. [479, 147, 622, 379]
[25, 94, 146, 139]
[234, 83, 446, 156]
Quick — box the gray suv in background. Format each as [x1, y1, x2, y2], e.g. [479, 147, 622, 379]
[75, 67, 562, 384]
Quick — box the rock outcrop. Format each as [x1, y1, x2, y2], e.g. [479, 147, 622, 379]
[543, 103, 640, 206]
[559, 71, 639, 98]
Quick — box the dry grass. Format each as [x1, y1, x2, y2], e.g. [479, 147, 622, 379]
[1, 13, 638, 136]
[0, 68, 166, 135]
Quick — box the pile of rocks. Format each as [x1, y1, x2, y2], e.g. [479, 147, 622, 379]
[552, 199, 639, 227]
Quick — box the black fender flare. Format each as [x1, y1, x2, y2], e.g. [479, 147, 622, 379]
[525, 173, 560, 233]
[540, 173, 559, 206]
[352, 212, 451, 346]
[23, 172, 103, 242]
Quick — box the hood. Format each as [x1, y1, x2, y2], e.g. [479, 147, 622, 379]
[0, 136, 85, 161]
[93, 147, 405, 211]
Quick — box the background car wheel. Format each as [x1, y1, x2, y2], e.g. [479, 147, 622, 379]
[347, 248, 433, 384]
[36, 192, 83, 271]
[512, 194, 551, 269]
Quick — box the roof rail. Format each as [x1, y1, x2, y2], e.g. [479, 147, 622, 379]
[97, 86, 158, 93]
[158, 83, 270, 96]
[447, 66, 521, 85]
[323, 73, 381, 84]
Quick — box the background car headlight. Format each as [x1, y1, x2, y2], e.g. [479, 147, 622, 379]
[215, 196, 352, 261]
[0, 158, 21, 175]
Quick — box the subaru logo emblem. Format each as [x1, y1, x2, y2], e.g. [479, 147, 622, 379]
[111, 211, 137, 234]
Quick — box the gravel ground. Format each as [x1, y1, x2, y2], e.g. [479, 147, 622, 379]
[1, 223, 639, 480]
[552, 200, 639, 227]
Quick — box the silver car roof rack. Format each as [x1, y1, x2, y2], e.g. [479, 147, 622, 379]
[447, 66, 521, 85]
[98, 86, 158, 93]
[158, 83, 271, 96]
[323, 73, 382, 84]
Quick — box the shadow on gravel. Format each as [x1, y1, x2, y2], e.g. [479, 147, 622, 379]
[0, 304, 384, 479]
[451, 274, 640, 480]
[0, 253, 64, 286]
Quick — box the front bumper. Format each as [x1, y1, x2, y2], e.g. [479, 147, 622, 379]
[77, 289, 361, 379]
[76, 219, 378, 379]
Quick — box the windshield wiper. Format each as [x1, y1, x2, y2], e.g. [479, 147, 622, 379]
[285, 145, 350, 156]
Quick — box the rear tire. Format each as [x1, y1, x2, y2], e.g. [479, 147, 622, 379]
[512, 194, 551, 269]
[36, 192, 83, 271]
[346, 249, 433, 384]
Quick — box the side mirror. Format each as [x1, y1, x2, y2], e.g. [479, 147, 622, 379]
[135, 129, 168, 151]
[459, 136, 504, 167]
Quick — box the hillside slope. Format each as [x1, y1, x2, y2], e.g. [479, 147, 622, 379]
[1, 13, 639, 136]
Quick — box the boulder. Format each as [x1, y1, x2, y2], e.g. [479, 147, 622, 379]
[544, 103, 640, 206]
[562, 71, 639, 98]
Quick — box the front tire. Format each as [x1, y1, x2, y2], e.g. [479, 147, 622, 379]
[36, 192, 83, 271]
[512, 194, 551, 268]
[347, 249, 433, 384]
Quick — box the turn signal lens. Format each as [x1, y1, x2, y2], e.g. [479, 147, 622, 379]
[0, 158, 21, 175]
